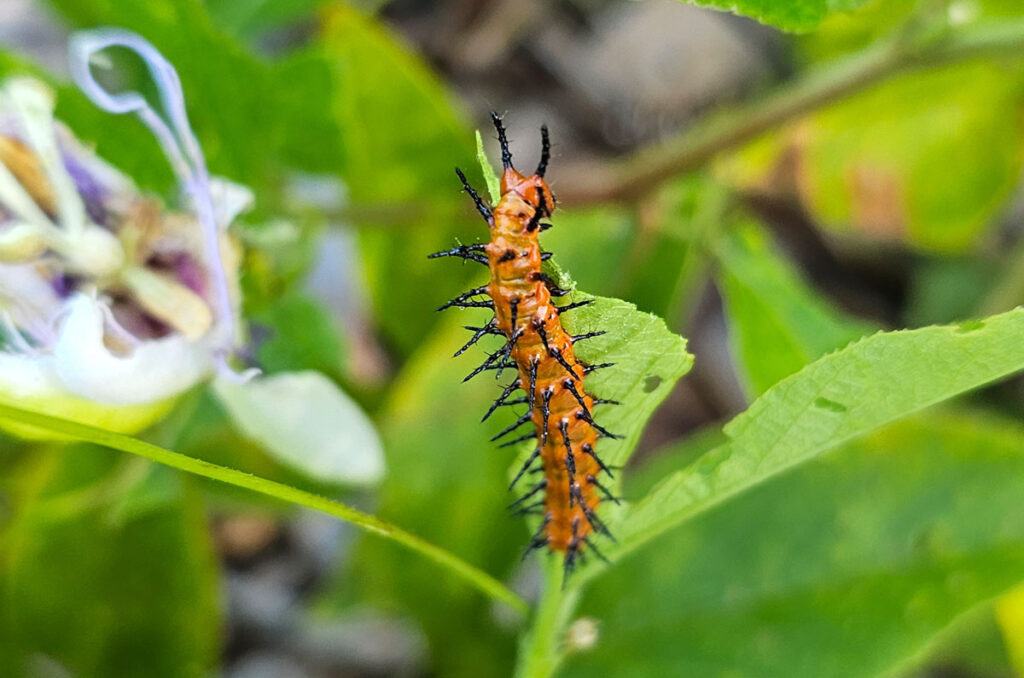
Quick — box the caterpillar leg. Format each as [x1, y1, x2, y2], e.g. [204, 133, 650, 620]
[427, 243, 487, 265]
[454, 167, 493, 224]
[508, 447, 541, 490]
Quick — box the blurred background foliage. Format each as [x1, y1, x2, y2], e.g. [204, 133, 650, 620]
[1, 0, 1024, 676]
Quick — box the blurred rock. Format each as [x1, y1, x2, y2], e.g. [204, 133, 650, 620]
[227, 566, 301, 638]
[0, 0, 68, 76]
[215, 514, 283, 562]
[225, 652, 314, 678]
[288, 611, 427, 676]
[290, 507, 352, 577]
[532, 0, 777, 149]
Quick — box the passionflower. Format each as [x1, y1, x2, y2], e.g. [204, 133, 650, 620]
[0, 29, 251, 436]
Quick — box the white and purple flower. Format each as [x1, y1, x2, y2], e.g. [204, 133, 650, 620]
[0, 28, 383, 485]
[0, 30, 251, 434]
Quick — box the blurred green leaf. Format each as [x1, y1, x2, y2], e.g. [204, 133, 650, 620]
[539, 206, 635, 300]
[322, 5, 473, 203]
[240, 220, 323, 310]
[925, 603, 1017, 678]
[997, 584, 1024, 676]
[715, 221, 875, 396]
[267, 47, 347, 176]
[567, 411, 1024, 678]
[801, 0, 1024, 60]
[319, 5, 481, 354]
[544, 175, 727, 320]
[253, 291, 346, 375]
[906, 255, 999, 326]
[618, 176, 728, 324]
[719, 62, 1024, 253]
[212, 371, 384, 485]
[0, 447, 219, 677]
[675, 0, 870, 32]
[206, 0, 329, 42]
[614, 306, 1024, 570]
[624, 424, 728, 499]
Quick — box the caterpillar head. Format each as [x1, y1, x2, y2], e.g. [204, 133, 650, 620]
[500, 167, 555, 223]
[492, 112, 555, 222]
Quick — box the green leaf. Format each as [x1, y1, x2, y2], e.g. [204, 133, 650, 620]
[476, 130, 501, 203]
[205, 0, 329, 42]
[211, 371, 384, 485]
[567, 411, 1024, 678]
[267, 47, 347, 177]
[252, 292, 346, 375]
[906, 256, 998, 326]
[322, 5, 473, 203]
[0, 447, 219, 677]
[800, 0, 1024, 61]
[675, 0, 870, 32]
[609, 307, 1024, 572]
[715, 221, 874, 396]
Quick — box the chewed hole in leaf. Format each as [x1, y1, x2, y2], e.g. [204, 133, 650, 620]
[956, 320, 986, 334]
[813, 397, 848, 413]
[643, 375, 663, 393]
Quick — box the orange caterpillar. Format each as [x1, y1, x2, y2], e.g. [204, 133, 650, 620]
[431, 114, 617, 578]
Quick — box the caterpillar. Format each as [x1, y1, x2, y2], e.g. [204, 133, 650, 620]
[431, 114, 618, 581]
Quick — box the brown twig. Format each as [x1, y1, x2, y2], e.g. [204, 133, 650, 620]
[554, 19, 1024, 206]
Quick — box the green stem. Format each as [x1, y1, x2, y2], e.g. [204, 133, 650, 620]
[664, 181, 731, 331]
[0, 403, 528, 615]
[514, 558, 582, 678]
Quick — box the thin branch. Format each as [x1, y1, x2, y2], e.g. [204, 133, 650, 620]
[0, 403, 529, 615]
[555, 19, 1024, 206]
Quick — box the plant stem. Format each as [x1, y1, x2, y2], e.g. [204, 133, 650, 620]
[555, 18, 1024, 205]
[514, 558, 582, 678]
[664, 180, 731, 331]
[0, 402, 529, 615]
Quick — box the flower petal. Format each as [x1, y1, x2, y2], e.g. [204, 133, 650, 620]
[0, 351, 176, 437]
[52, 293, 214, 406]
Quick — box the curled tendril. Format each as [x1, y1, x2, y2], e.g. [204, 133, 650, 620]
[68, 28, 236, 366]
